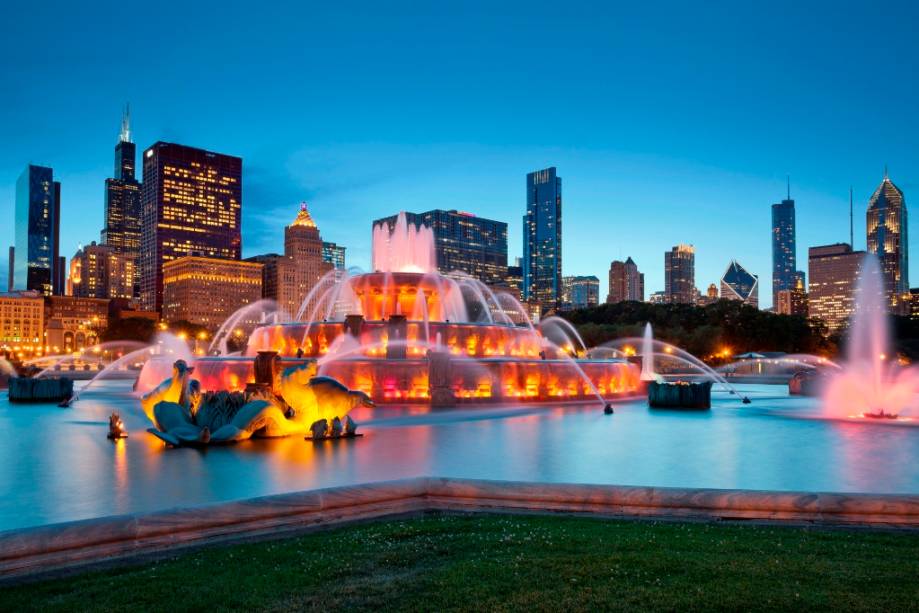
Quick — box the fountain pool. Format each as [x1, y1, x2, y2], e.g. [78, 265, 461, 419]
[1, 379, 917, 531]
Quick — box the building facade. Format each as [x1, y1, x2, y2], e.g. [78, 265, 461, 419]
[562, 275, 599, 309]
[321, 241, 346, 270]
[771, 192, 797, 308]
[866, 172, 909, 314]
[0, 291, 45, 359]
[69, 242, 135, 300]
[523, 167, 562, 312]
[139, 142, 242, 312]
[664, 244, 695, 304]
[161, 256, 262, 330]
[776, 279, 808, 316]
[101, 108, 142, 297]
[14, 165, 62, 296]
[720, 259, 759, 308]
[374, 210, 508, 285]
[808, 243, 865, 331]
[44, 296, 111, 353]
[504, 262, 523, 298]
[607, 257, 644, 303]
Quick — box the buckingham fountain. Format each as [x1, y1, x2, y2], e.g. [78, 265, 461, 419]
[137, 213, 641, 408]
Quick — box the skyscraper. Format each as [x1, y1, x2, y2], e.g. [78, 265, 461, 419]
[607, 257, 644, 303]
[523, 167, 562, 312]
[771, 184, 796, 308]
[139, 142, 242, 312]
[247, 203, 334, 318]
[664, 244, 695, 304]
[101, 106, 142, 295]
[720, 259, 759, 308]
[808, 243, 865, 331]
[373, 210, 508, 285]
[14, 165, 61, 296]
[866, 171, 909, 314]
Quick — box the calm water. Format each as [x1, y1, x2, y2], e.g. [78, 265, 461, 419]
[0, 381, 917, 531]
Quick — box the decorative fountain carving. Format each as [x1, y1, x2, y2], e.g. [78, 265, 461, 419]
[144, 360, 373, 447]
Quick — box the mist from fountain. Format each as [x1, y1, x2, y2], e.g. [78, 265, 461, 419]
[69, 332, 194, 405]
[536, 316, 588, 358]
[209, 299, 289, 356]
[823, 254, 919, 419]
[28, 341, 148, 379]
[0, 358, 17, 378]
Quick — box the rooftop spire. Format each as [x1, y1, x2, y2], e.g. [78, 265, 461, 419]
[884, 164, 889, 180]
[119, 103, 132, 143]
[290, 201, 317, 228]
[786, 174, 790, 200]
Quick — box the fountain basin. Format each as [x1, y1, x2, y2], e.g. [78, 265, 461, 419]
[7, 377, 74, 403]
[648, 381, 712, 410]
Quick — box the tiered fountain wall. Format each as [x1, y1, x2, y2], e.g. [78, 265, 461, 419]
[138, 213, 641, 405]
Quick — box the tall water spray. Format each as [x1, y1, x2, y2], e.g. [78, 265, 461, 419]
[822, 254, 919, 419]
[639, 323, 657, 381]
[372, 212, 437, 273]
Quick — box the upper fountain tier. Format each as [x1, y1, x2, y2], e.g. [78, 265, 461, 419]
[372, 211, 437, 274]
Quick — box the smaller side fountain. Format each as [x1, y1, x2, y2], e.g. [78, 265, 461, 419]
[648, 380, 712, 410]
[822, 255, 919, 421]
[8, 376, 74, 403]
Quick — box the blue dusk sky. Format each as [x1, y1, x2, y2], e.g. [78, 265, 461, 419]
[1, 1, 917, 308]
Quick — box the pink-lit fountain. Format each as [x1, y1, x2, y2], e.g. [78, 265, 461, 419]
[822, 254, 918, 421]
[137, 212, 641, 405]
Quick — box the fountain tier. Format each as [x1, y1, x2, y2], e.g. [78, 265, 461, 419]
[139, 269, 641, 405]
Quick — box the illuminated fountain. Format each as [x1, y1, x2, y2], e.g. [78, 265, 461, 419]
[822, 255, 918, 421]
[138, 212, 641, 405]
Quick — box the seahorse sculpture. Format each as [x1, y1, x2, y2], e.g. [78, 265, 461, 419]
[145, 362, 374, 446]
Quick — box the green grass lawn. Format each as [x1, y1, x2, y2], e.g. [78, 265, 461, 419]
[2, 514, 918, 612]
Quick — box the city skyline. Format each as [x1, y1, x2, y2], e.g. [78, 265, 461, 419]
[2, 3, 918, 308]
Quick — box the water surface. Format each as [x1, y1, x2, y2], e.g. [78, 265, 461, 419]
[0, 382, 917, 531]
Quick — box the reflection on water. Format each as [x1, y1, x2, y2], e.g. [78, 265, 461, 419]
[0, 380, 917, 531]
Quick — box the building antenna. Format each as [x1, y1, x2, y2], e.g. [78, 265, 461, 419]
[849, 186, 854, 249]
[120, 103, 131, 143]
[786, 174, 790, 200]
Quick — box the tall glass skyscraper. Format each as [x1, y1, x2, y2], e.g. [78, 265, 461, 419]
[771, 191, 796, 308]
[523, 167, 562, 312]
[140, 142, 242, 312]
[14, 164, 61, 296]
[867, 171, 909, 314]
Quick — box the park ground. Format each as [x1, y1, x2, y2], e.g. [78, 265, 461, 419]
[1, 513, 917, 611]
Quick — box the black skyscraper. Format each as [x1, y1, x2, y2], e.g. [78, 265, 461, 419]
[101, 107, 142, 279]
